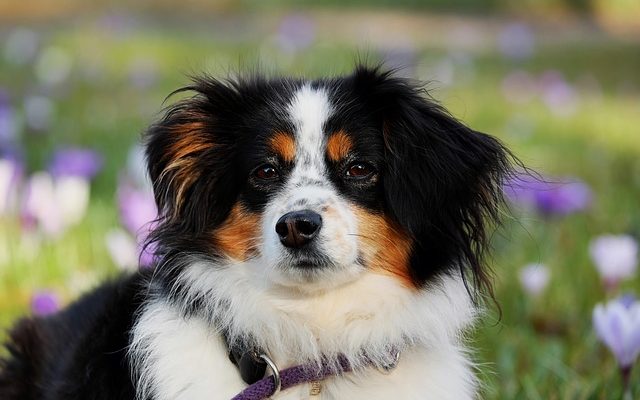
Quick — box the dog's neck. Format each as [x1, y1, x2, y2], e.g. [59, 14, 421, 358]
[165, 260, 476, 369]
[130, 260, 478, 400]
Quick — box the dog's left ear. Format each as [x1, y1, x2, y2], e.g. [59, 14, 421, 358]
[352, 66, 512, 297]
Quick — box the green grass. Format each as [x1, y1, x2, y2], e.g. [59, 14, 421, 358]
[1, 11, 639, 398]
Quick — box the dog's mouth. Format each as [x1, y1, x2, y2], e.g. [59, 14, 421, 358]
[286, 252, 334, 269]
[268, 249, 364, 291]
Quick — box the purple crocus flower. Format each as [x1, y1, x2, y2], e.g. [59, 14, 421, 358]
[0, 154, 23, 215]
[593, 296, 640, 391]
[504, 174, 592, 216]
[139, 240, 157, 268]
[538, 70, 578, 116]
[535, 180, 591, 215]
[118, 180, 157, 239]
[31, 291, 60, 316]
[619, 294, 637, 309]
[48, 148, 103, 180]
[117, 179, 158, 267]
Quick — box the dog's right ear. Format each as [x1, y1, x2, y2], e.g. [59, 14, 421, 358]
[144, 78, 243, 233]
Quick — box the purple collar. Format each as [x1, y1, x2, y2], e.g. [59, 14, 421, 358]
[230, 352, 400, 400]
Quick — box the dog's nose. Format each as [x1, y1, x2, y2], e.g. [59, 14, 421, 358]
[275, 210, 322, 249]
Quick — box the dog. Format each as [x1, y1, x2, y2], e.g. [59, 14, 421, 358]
[0, 65, 512, 400]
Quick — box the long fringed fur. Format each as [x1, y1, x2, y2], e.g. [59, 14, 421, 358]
[129, 259, 477, 398]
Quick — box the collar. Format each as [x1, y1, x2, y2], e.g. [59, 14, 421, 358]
[223, 332, 401, 400]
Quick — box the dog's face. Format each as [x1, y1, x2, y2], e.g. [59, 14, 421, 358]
[255, 85, 404, 290]
[146, 66, 510, 295]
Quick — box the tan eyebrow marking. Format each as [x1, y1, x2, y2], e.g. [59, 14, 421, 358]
[269, 131, 296, 163]
[326, 130, 353, 162]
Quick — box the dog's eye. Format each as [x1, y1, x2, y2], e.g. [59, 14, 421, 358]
[345, 162, 375, 179]
[254, 164, 279, 180]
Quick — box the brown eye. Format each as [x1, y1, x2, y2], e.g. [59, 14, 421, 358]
[254, 164, 279, 180]
[345, 162, 375, 179]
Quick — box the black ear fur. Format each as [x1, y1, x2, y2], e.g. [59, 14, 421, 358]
[144, 77, 246, 254]
[352, 65, 513, 298]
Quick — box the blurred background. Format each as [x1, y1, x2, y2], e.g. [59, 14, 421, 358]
[1, 0, 639, 398]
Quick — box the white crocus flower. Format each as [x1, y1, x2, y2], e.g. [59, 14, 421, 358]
[590, 235, 638, 287]
[519, 263, 550, 297]
[105, 228, 139, 270]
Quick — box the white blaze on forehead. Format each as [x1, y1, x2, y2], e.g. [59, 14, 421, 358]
[287, 85, 332, 182]
[263, 85, 359, 286]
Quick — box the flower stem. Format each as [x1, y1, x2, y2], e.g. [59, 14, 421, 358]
[621, 365, 632, 400]
[604, 278, 619, 294]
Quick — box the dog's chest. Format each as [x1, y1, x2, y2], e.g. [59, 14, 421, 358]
[130, 304, 475, 400]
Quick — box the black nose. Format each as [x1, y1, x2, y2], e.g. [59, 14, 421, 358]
[275, 210, 322, 249]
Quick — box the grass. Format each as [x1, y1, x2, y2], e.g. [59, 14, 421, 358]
[1, 10, 639, 398]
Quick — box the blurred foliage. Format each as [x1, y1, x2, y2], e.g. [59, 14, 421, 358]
[2, 0, 640, 20]
[1, 5, 640, 399]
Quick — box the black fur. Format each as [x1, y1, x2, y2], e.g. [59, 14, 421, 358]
[0, 273, 145, 399]
[0, 65, 513, 399]
[328, 66, 512, 297]
[347, 66, 512, 298]
[145, 76, 296, 254]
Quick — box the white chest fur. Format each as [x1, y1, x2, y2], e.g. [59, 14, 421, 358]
[129, 271, 478, 400]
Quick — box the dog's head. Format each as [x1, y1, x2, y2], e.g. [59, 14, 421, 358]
[145, 66, 511, 298]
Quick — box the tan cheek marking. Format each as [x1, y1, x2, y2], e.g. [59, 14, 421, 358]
[326, 130, 353, 162]
[269, 131, 296, 163]
[213, 204, 261, 261]
[353, 206, 415, 289]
